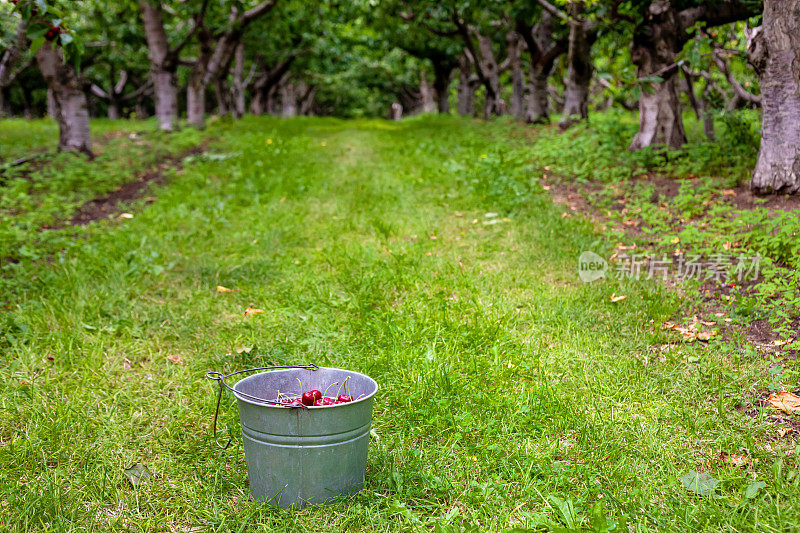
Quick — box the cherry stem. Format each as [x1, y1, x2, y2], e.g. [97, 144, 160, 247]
[323, 381, 339, 398]
[296, 377, 303, 396]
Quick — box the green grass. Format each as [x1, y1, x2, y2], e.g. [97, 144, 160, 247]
[1, 115, 797, 531]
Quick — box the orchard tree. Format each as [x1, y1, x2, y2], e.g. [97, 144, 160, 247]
[750, 0, 800, 194]
[10, 0, 94, 154]
[138, 0, 207, 130]
[623, 0, 759, 150]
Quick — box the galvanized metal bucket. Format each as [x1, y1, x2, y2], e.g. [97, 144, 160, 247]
[206, 364, 378, 508]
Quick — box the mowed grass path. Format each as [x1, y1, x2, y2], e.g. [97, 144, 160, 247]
[1, 116, 795, 531]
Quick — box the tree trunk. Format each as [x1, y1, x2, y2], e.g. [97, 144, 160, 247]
[35, 42, 92, 155]
[232, 42, 247, 119]
[628, 3, 687, 150]
[526, 63, 552, 124]
[432, 61, 452, 114]
[135, 94, 148, 119]
[457, 54, 476, 116]
[560, 13, 597, 128]
[186, 77, 205, 128]
[506, 31, 525, 121]
[299, 86, 315, 115]
[700, 84, 715, 141]
[108, 100, 121, 120]
[477, 33, 501, 118]
[280, 83, 297, 117]
[251, 90, 265, 115]
[517, 12, 567, 125]
[751, 1, 800, 194]
[139, 0, 178, 131]
[419, 69, 436, 113]
[214, 77, 230, 115]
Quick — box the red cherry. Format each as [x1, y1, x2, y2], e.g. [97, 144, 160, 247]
[288, 398, 303, 406]
[301, 391, 316, 406]
[313, 398, 324, 406]
[337, 394, 353, 403]
[322, 397, 335, 405]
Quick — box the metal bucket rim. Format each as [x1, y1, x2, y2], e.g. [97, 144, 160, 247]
[231, 366, 378, 408]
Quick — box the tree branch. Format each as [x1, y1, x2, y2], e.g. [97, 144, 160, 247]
[712, 50, 761, 104]
[242, 0, 278, 25]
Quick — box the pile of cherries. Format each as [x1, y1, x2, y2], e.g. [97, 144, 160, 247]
[275, 378, 354, 407]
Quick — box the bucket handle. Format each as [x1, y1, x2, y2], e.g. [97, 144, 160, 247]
[205, 364, 319, 450]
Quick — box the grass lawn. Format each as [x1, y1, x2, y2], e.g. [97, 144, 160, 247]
[1, 115, 797, 531]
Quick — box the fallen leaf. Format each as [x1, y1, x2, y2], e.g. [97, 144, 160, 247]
[485, 212, 499, 218]
[773, 338, 794, 347]
[722, 189, 738, 197]
[610, 294, 627, 303]
[696, 331, 716, 341]
[244, 307, 264, 316]
[454, 211, 464, 217]
[778, 428, 795, 438]
[681, 470, 719, 496]
[671, 237, 680, 244]
[166, 354, 184, 364]
[561, 212, 571, 218]
[542, 185, 551, 191]
[123, 463, 151, 488]
[744, 481, 766, 499]
[720, 451, 749, 467]
[119, 213, 134, 219]
[767, 391, 800, 414]
[216, 285, 234, 293]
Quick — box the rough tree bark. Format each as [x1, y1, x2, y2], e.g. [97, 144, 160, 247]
[476, 33, 502, 118]
[35, 42, 92, 155]
[559, 4, 598, 128]
[751, 2, 800, 194]
[139, 0, 183, 131]
[506, 31, 525, 121]
[457, 53, 478, 116]
[628, 0, 759, 151]
[453, 16, 503, 118]
[517, 12, 566, 124]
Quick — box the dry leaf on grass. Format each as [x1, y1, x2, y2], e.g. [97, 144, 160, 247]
[166, 354, 184, 364]
[767, 391, 800, 414]
[661, 321, 716, 342]
[244, 307, 264, 316]
[720, 451, 750, 467]
[216, 285, 234, 293]
[778, 428, 796, 438]
[610, 294, 627, 302]
[119, 213, 134, 219]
